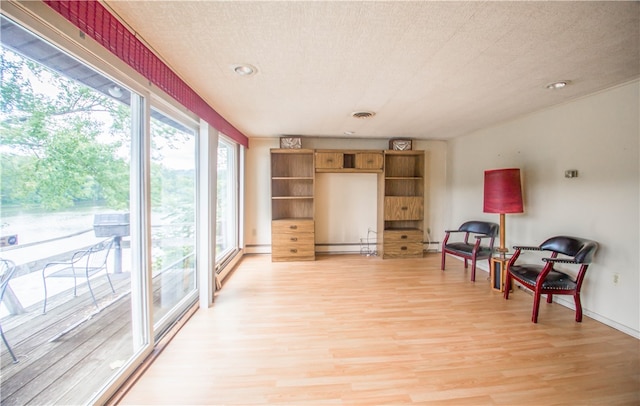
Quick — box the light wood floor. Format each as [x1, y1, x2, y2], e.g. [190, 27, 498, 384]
[120, 253, 639, 405]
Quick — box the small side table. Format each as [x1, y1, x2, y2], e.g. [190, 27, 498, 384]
[490, 255, 512, 292]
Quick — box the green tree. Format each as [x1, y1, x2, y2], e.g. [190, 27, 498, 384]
[0, 47, 130, 210]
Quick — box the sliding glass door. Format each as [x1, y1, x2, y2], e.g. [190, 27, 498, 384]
[0, 11, 204, 403]
[0, 15, 149, 404]
[149, 109, 198, 335]
[216, 136, 239, 265]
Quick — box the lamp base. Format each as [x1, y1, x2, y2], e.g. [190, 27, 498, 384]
[490, 256, 511, 292]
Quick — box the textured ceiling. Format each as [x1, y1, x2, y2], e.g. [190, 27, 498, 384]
[104, 1, 639, 140]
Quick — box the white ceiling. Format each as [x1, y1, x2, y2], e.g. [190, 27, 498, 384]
[104, 1, 639, 141]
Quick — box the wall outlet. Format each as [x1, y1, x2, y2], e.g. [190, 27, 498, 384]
[613, 273, 620, 285]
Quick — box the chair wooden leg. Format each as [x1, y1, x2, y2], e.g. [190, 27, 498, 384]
[440, 251, 446, 270]
[464, 259, 468, 269]
[546, 294, 553, 303]
[470, 261, 476, 282]
[532, 291, 542, 323]
[503, 273, 511, 299]
[574, 293, 583, 322]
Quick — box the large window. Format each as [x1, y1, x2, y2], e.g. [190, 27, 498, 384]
[0, 13, 207, 404]
[150, 109, 198, 333]
[216, 136, 239, 264]
[0, 16, 148, 404]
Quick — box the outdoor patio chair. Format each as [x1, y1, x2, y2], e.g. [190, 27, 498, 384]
[42, 239, 115, 314]
[1, 258, 19, 363]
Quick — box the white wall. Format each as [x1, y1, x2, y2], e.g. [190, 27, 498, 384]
[447, 80, 640, 336]
[244, 137, 448, 254]
[414, 139, 448, 247]
[244, 82, 638, 336]
[315, 172, 378, 253]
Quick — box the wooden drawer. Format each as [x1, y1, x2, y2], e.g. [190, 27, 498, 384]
[272, 220, 315, 235]
[383, 230, 423, 258]
[272, 232, 314, 247]
[355, 152, 383, 170]
[315, 152, 343, 169]
[384, 229, 422, 242]
[272, 234, 315, 261]
[272, 246, 315, 261]
[384, 197, 423, 221]
[272, 220, 315, 261]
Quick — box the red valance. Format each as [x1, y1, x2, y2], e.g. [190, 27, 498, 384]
[43, 0, 249, 147]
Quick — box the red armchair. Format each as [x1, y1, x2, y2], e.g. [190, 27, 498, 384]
[441, 221, 499, 281]
[504, 236, 598, 323]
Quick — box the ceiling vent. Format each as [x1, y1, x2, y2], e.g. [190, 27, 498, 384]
[351, 111, 376, 119]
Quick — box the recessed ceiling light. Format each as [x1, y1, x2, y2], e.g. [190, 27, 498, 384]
[546, 80, 571, 90]
[233, 64, 257, 76]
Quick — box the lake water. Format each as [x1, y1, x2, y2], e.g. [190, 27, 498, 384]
[0, 205, 127, 317]
[0, 205, 114, 246]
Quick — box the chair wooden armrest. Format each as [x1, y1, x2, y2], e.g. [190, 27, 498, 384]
[441, 220, 500, 282]
[504, 236, 598, 323]
[512, 245, 542, 251]
[543, 257, 580, 264]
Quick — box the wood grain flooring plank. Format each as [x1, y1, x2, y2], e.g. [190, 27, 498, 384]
[119, 254, 640, 405]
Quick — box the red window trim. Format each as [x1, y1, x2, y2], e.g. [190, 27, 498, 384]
[43, 0, 249, 147]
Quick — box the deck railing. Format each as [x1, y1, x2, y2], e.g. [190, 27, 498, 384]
[0, 228, 193, 317]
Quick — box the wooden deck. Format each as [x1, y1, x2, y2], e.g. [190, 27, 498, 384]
[0, 269, 194, 405]
[0, 273, 132, 405]
[121, 253, 640, 405]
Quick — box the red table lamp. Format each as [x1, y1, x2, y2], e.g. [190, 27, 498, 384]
[483, 168, 524, 257]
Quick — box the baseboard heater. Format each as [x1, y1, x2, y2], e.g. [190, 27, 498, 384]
[246, 242, 441, 255]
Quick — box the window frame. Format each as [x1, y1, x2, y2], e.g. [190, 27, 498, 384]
[148, 102, 200, 339]
[215, 134, 244, 281]
[1, 2, 217, 403]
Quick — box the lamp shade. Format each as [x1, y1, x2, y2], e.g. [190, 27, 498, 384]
[483, 168, 524, 213]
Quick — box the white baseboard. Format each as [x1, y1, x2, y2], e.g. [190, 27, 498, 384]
[553, 296, 640, 339]
[244, 244, 271, 254]
[446, 256, 639, 339]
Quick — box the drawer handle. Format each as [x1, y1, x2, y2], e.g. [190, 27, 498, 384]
[400, 235, 408, 240]
[367, 159, 374, 164]
[327, 159, 333, 163]
[290, 237, 298, 242]
[401, 206, 408, 211]
[289, 225, 298, 230]
[290, 249, 298, 253]
[401, 246, 407, 251]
